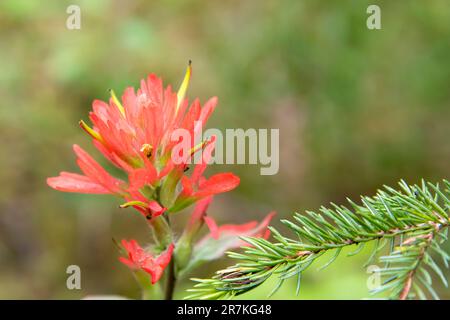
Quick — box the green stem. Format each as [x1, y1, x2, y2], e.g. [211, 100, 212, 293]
[134, 270, 163, 300]
[149, 215, 172, 248]
[165, 251, 177, 300]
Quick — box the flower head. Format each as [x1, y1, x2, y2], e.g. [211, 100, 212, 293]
[47, 65, 239, 216]
[46, 65, 274, 294]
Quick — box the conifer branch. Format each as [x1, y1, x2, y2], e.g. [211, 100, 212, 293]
[186, 179, 450, 300]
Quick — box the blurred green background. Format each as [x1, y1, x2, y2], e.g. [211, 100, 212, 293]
[0, 0, 449, 299]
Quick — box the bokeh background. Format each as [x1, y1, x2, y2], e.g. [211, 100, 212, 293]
[0, 0, 449, 299]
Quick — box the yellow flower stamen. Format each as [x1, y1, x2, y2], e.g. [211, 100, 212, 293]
[140, 143, 153, 158]
[176, 60, 192, 115]
[119, 200, 148, 209]
[109, 89, 126, 117]
[79, 120, 104, 143]
[189, 139, 208, 156]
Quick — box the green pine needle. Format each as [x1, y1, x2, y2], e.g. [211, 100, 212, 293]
[186, 179, 450, 300]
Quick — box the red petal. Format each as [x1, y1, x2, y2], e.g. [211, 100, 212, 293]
[195, 212, 277, 263]
[190, 137, 216, 184]
[147, 200, 166, 218]
[143, 243, 174, 284]
[188, 196, 213, 227]
[204, 216, 220, 239]
[197, 97, 217, 129]
[119, 239, 150, 270]
[180, 175, 194, 196]
[202, 212, 276, 244]
[128, 167, 157, 191]
[181, 99, 202, 132]
[155, 243, 174, 268]
[122, 87, 137, 120]
[47, 172, 110, 194]
[145, 74, 163, 107]
[255, 211, 277, 238]
[214, 221, 258, 235]
[194, 173, 240, 198]
[73, 144, 123, 194]
[118, 256, 137, 269]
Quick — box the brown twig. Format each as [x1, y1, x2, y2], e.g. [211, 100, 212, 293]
[398, 229, 439, 300]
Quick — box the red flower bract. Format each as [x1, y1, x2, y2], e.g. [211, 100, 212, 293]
[178, 137, 240, 202]
[204, 211, 276, 243]
[119, 240, 174, 284]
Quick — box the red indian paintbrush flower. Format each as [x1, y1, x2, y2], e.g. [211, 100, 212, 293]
[47, 64, 275, 293]
[47, 64, 240, 218]
[119, 240, 174, 284]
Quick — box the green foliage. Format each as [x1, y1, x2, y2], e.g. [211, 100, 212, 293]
[187, 179, 450, 300]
